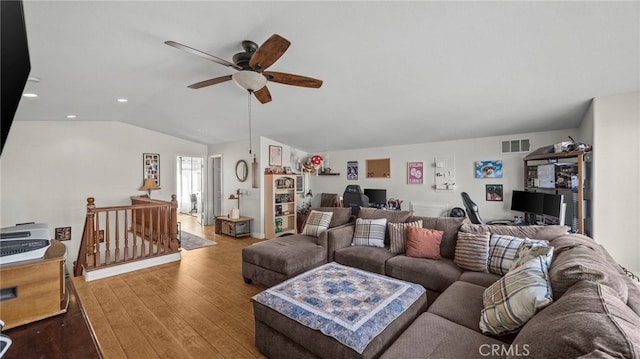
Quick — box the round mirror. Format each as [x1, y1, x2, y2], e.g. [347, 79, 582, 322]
[235, 160, 248, 182]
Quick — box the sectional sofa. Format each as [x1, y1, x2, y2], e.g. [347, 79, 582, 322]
[244, 207, 640, 358]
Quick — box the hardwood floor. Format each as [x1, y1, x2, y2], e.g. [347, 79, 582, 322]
[72, 214, 268, 358]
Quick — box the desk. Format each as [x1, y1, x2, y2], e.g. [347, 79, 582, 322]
[215, 216, 253, 239]
[0, 240, 68, 329]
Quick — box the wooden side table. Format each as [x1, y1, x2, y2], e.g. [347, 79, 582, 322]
[215, 216, 253, 239]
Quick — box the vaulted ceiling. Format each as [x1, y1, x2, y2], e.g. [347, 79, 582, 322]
[16, 1, 640, 152]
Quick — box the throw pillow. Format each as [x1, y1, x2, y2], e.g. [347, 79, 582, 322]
[302, 210, 333, 237]
[487, 234, 525, 275]
[454, 232, 490, 272]
[479, 250, 554, 336]
[388, 220, 423, 254]
[405, 226, 443, 259]
[511, 238, 552, 270]
[352, 218, 387, 247]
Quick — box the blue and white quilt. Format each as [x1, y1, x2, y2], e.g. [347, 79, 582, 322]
[252, 262, 425, 354]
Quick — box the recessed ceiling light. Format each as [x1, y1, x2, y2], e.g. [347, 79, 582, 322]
[117, 98, 128, 103]
[66, 115, 77, 119]
[27, 76, 41, 83]
[22, 93, 38, 98]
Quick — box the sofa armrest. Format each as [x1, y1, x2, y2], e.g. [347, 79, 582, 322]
[324, 223, 355, 262]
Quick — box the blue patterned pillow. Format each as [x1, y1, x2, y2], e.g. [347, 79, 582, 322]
[352, 218, 387, 247]
[487, 234, 525, 275]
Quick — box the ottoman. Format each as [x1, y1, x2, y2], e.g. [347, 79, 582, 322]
[252, 262, 427, 359]
[242, 234, 327, 287]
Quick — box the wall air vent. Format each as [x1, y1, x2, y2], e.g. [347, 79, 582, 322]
[501, 139, 531, 154]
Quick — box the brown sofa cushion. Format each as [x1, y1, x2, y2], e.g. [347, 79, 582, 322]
[548, 234, 629, 302]
[460, 223, 568, 241]
[334, 246, 396, 275]
[242, 235, 326, 275]
[408, 216, 466, 259]
[313, 207, 353, 228]
[510, 281, 640, 359]
[385, 256, 463, 293]
[427, 281, 487, 332]
[380, 312, 507, 359]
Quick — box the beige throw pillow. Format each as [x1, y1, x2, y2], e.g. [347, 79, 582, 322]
[302, 210, 333, 237]
[454, 232, 490, 272]
[388, 220, 423, 254]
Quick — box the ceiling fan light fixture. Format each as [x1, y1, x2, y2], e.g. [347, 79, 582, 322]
[232, 71, 267, 92]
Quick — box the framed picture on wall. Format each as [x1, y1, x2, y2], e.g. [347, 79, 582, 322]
[55, 226, 71, 241]
[486, 184, 503, 201]
[143, 153, 160, 185]
[269, 145, 282, 166]
[407, 161, 424, 184]
[475, 160, 503, 179]
[296, 174, 304, 194]
[347, 161, 358, 180]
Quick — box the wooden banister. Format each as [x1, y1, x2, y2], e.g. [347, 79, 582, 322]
[73, 195, 179, 277]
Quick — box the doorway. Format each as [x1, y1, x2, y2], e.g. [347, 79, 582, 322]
[176, 156, 204, 223]
[205, 155, 223, 225]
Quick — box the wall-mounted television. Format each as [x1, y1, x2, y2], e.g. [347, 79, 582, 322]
[1, 0, 31, 156]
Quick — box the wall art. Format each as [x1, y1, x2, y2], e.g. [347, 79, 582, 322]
[475, 160, 503, 178]
[486, 184, 503, 201]
[143, 153, 160, 185]
[407, 161, 424, 184]
[269, 145, 282, 166]
[347, 161, 358, 180]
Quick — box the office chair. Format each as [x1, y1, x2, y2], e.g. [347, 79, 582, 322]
[320, 193, 338, 207]
[461, 192, 484, 224]
[343, 185, 369, 216]
[190, 194, 198, 214]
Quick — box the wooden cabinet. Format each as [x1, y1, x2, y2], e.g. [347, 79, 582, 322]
[523, 151, 592, 235]
[264, 174, 297, 238]
[215, 216, 252, 238]
[0, 240, 68, 329]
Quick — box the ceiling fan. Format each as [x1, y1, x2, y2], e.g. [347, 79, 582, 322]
[165, 34, 323, 104]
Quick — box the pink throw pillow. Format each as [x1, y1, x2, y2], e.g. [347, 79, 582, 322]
[406, 226, 443, 259]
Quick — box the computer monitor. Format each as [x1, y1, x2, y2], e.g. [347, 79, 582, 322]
[510, 190, 544, 215]
[364, 189, 387, 206]
[543, 193, 564, 218]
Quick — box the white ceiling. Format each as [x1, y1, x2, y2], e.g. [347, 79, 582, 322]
[16, 1, 640, 153]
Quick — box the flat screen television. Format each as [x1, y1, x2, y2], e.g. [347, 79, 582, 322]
[510, 190, 544, 215]
[1, 0, 31, 156]
[364, 189, 387, 205]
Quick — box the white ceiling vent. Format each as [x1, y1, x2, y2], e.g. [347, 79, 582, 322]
[501, 139, 531, 154]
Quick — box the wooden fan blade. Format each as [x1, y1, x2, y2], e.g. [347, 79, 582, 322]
[253, 86, 272, 104]
[249, 34, 290, 71]
[188, 75, 233, 89]
[264, 71, 323, 88]
[165, 41, 242, 70]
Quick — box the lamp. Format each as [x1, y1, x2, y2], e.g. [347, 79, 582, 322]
[139, 177, 161, 197]
[229, 189, 242, 210]
[232, 71, 267, 92]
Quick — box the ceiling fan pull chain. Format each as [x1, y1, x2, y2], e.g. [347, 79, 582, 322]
[248, 90, 253, 155]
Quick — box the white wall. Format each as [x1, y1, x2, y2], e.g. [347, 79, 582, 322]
[307, 129, 577, 221]
[0, 121, 208, 272]
[591, 92, 640, 273]
[209, 135, 307, 238]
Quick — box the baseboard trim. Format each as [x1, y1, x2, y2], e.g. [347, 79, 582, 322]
[83, 252, 181, 281]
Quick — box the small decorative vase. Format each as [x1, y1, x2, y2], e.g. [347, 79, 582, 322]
[230, 207, 240, 219]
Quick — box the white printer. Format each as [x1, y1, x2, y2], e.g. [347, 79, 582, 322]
[0, 223, 51, 265]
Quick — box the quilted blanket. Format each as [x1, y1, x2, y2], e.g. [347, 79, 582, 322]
[252, 262, 425, 354]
